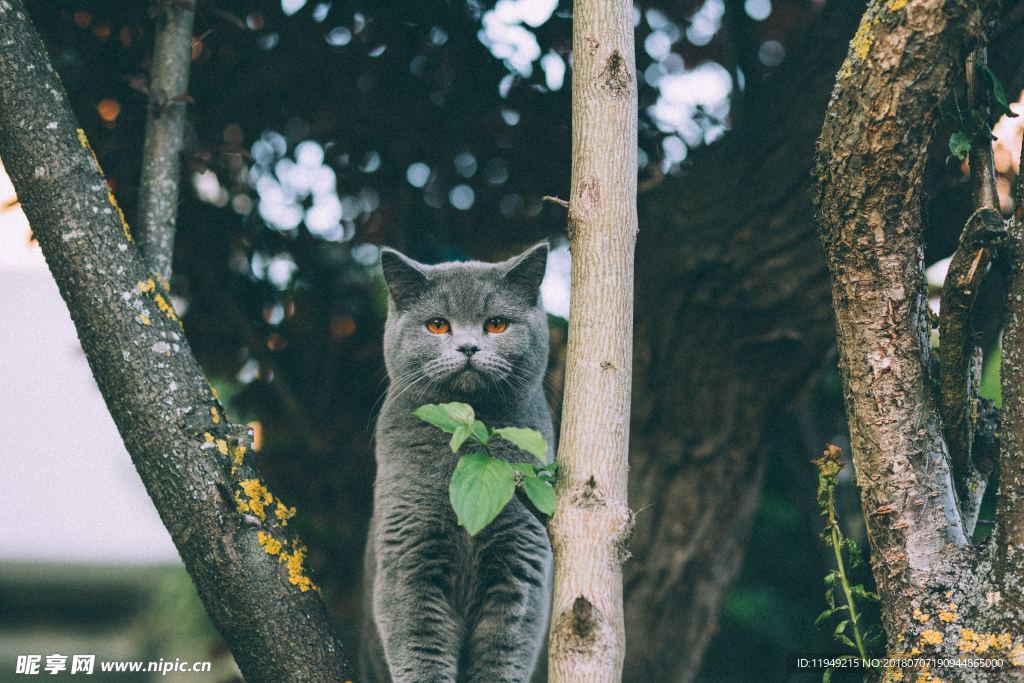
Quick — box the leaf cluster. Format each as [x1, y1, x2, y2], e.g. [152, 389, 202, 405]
[414, 402, 556, 536]
[948, 63, 1018, 161]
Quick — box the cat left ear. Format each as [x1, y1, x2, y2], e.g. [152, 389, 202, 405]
[501, 242, 549, 304]
[380, 248, 428, 308]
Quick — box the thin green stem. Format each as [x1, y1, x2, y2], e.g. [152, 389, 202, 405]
[828, 490, 868, 662]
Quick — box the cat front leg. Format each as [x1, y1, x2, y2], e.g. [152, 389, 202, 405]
[373, 546, 464, 682]
[461, 515, 552, 683]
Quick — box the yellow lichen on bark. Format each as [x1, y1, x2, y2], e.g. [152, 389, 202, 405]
[275, 500, 296, 526]
[280, 542, 316, 592]
[76, 128, 104, 175]
[257, 530, 282, 556]
[236, 479, 274, 520]
[106, 189, 133, 242]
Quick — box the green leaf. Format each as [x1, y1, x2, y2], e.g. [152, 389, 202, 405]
[850, 584, 880, 602]
[834, 619, 850, 636]
[815, 605, 848, 628]
[949, 131, 972, 160]
[449, 453, 516, 536]
[450, 424, 472, 452]
[834, 633, 855, 649]
[413, 402, 475, 433]
[493, 427, 549, 461]
[522, 476, 557, 515]
[823, 668, 833, 683]
[470, 420, 490, 445]
[982, 63, 1018, 117]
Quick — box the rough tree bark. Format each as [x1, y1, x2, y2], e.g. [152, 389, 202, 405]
[622, 1, 1024, 678]
[136, 0, 195, 282]
[815, 0, 1024, 678]
[0, 3, 351, 680]
[546, 1, 637, 680]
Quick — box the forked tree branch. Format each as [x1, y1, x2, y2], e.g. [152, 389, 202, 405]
[814, 0, 995, 655]
[0, 3, 350, 679]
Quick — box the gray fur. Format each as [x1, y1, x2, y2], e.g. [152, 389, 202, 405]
[360, 243, 554, 683]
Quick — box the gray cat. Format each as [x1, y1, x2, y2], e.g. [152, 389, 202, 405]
[360, 243, 554, 683]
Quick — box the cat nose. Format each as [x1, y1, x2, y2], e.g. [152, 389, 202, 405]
[457, 343, 479, 357]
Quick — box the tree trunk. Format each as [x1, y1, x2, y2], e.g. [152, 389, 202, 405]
[546, 1, 637, 680]
[815, 0, 1024, 678]
[0, 3, 351, 680]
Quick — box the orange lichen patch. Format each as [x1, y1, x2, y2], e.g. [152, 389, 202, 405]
[915, 665, 939, 683]
[275, 500, 297, 526]
[106, 189, 133, 242]
[938, 602, 958, 623]
[231, 444, 245, 473]
[215, 439, 229, 457]
[280, 542, 316, 592]
[236, 479, 273, 520]
[957, 628, 1019, 657]
[203, 432, 214, 443]
[913, 607, 931, 623]
[881, 668, 904, 682]
[137, 313, 151, 326]
[138, 278, 156, 294]
[153, 293, 181, 325]
[919, 629, 943, 646]
[154, 273, 171, 292]
[256, 530, 282, 556]
[210, 406, 221, 424]
[887, 0, 907, 11]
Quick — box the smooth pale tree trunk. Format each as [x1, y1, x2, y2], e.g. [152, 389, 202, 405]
[547, 1, 637, 681]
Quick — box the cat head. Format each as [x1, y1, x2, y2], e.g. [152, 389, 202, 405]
[380, 243, 550, 403]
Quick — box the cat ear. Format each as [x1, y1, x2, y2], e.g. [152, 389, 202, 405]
[501, 242, 549, 304]
[380, 248, 428, 307]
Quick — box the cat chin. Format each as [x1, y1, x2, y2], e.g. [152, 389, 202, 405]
[446, 367, 489, 394]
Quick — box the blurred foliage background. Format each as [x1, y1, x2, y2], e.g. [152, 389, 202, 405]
[4, 0, 1021, 680]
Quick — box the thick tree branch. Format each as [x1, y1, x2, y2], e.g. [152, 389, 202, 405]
[939, 47, 1004, 535]
[940, 207, 1003, 532]
[0, 3, 350, 679]
[137, 1, 194, 281]
[814, 0, 992, 648]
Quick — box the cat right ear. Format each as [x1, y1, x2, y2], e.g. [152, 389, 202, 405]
[380, 248, 428, 308]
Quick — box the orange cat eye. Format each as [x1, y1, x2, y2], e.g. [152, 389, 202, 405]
[426, 318, 450, 334]
[484, 317, 509, 334]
